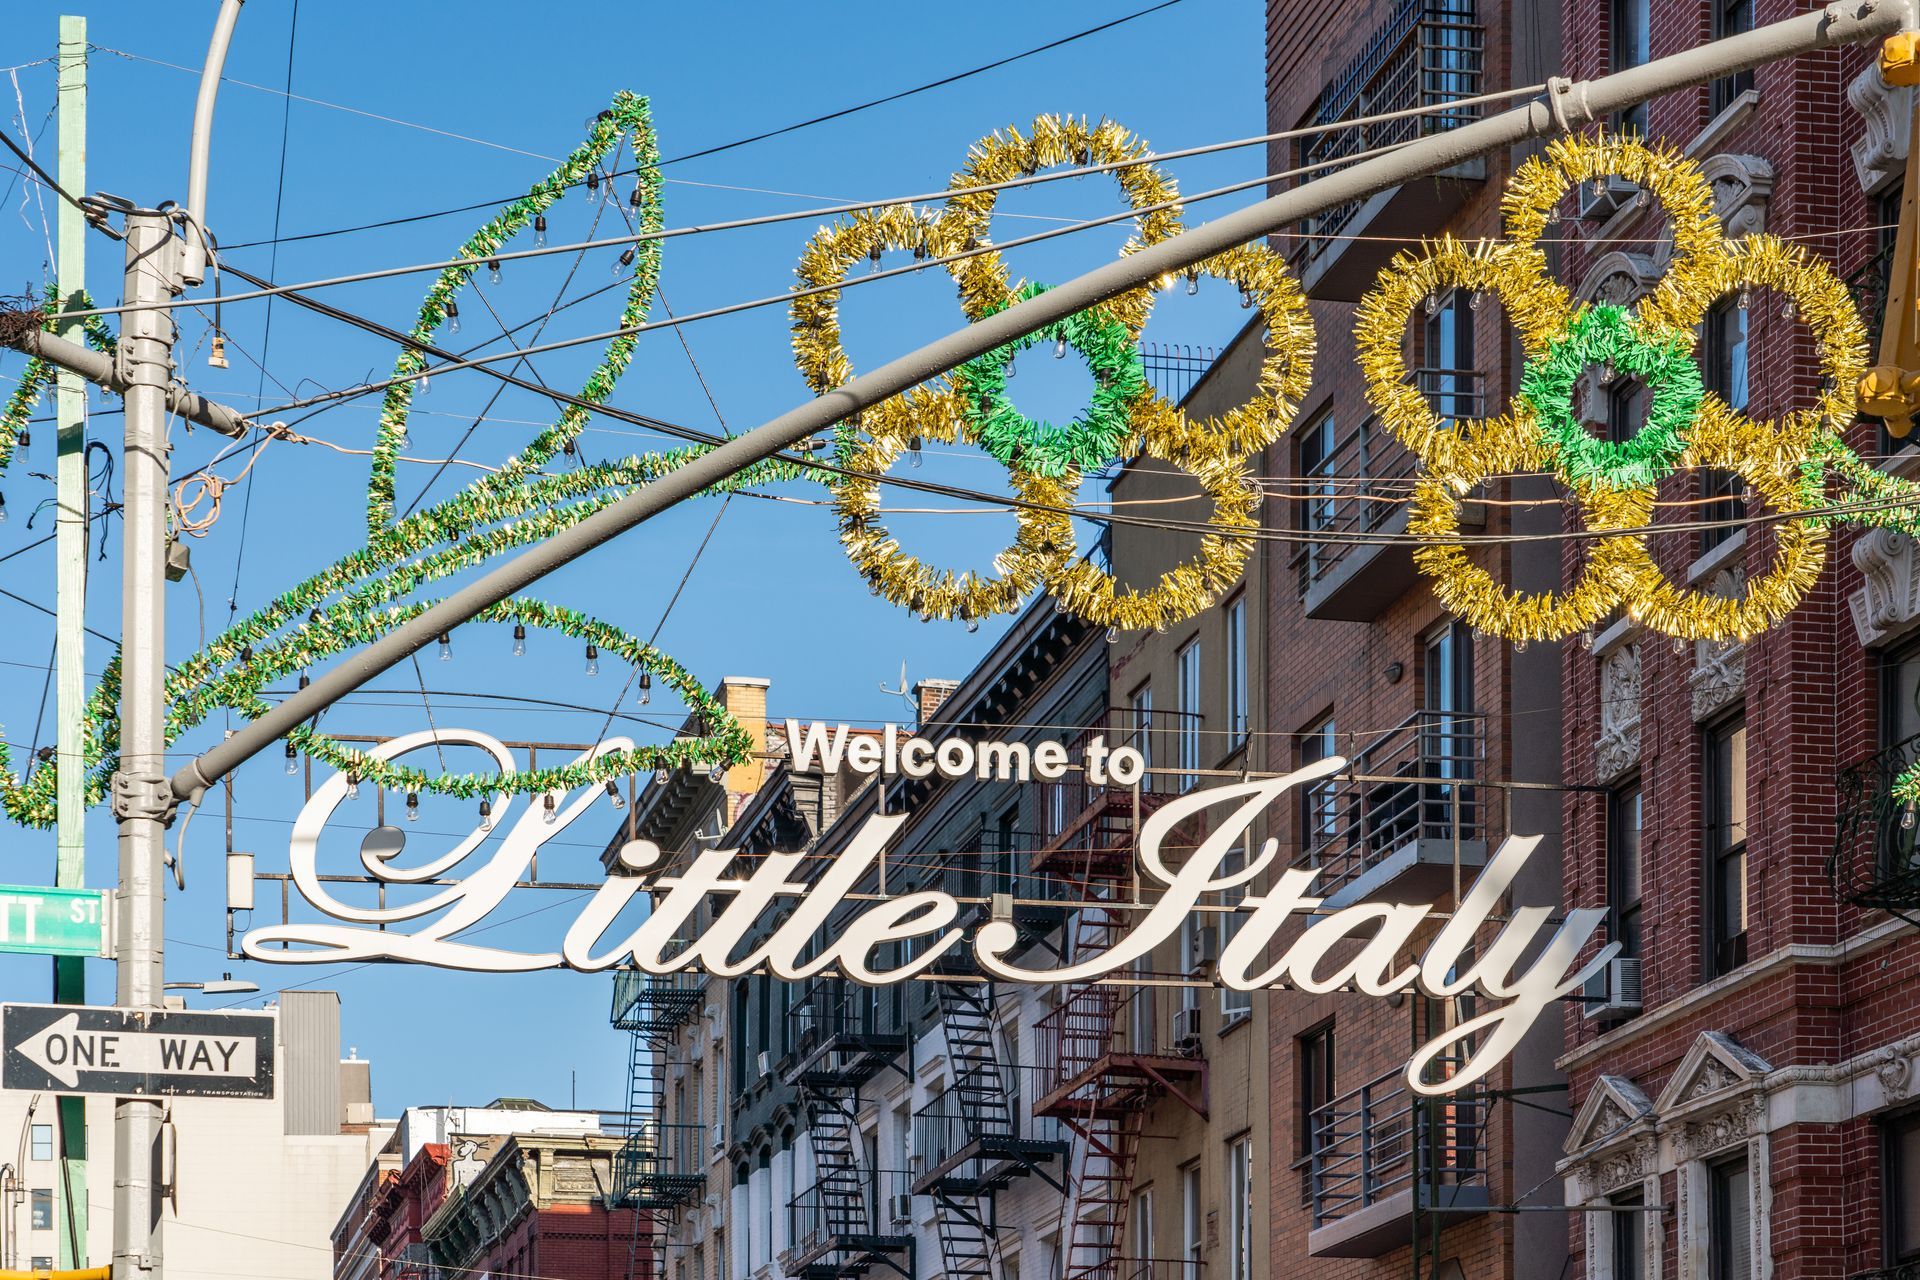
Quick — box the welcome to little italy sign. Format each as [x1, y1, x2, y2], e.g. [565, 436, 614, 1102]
[236, 724, 1614, 1096]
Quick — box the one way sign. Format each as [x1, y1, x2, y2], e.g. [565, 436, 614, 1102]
[2, 1004, 275, 1098]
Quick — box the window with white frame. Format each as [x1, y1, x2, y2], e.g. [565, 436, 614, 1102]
[1229, 1136, 1253, 1280]
[1130, 682, 1154, 775]
[1132, 1187, 1155, 1268]
[1177, 638, 1202, 791]
[1182, 1163, 1203, 1280]
[29, 1123, 52, 1162]
[1218, 830, 1252, 1020]
[1226, 594, 1248, 750]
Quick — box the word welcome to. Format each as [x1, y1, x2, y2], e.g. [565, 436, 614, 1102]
[238, 729, 1614, 1096]
[787, 720, 1149, 785]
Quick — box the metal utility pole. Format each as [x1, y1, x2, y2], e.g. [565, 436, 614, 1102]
[52, 18, 89, 1269]
[110, 210, 180, 1280]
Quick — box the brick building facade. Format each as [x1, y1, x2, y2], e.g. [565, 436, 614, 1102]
[1550, 1, 1920, 1279]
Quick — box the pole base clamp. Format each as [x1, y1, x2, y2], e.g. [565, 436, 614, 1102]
[111, 771, 177, 826]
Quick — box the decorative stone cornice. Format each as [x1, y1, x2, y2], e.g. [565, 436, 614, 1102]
[1595, 643, 1643, 783]
[1700, 153, 1774, 238]
[1689, 568, 1747, 721]
[1575, 250, 1661, 306]
[1850, 527, 1920, 648]
[1850, 61, 1915, 192]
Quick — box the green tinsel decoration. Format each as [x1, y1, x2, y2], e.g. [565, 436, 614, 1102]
[1519, 303, 1705, 490]
[952, 282, 1148, 478]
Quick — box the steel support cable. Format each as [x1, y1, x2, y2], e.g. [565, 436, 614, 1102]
[170, 0, 1920, 802]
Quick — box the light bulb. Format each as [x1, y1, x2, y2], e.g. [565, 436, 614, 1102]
[615, 247, 636, 277]
[1240, 289, 1253, 310]
[1469, 290, 1484, 311]
[1545, 206, 1562, 226]
[512, 624, 527, 657]
[585, 643, 599, 677]
[587, 170, 600, 196]
[437, 633, 452, 662]
[1055, 336, 1067, 359]
[1580, 630, 1595, 651]
[1738, 287, 1751, 311]
[534, 214, 548, 249]
[1004, 358, 1016, 380]
[631, 186, 644, 208]
[415, 370, 428, 396]
[542, 795, 558, 825]
[346, 774, 360, 801]
[966, 617, 980, 634]
[606, 780, 626, 809]
[284, 742, 299, 775]
[638, 672, 652, 705]
[869, 243, 883, 272]
[1107, 626, 1119, 644]
[1634, 187, 1651, 209]
[405, 793, 420, 823]
[298, 673, 311, 690]
[709, 762, 726, 782]
[654, 765, 671, 786]
[446, 300, 460, 335]
[1424, 294, 1439, 316]
[0, 493, 8, 524]
[488, 259, 502, 286]
[908, 436, 923, 468]
[1186, 273, 1199, 296]
[478, 800, 493, 833]
[1904, 803, 1917, 832]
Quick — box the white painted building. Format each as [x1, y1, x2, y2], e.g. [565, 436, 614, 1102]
[0, 990, 391, 1278]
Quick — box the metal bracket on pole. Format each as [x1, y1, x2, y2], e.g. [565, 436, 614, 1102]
[109, 772, 175, 826]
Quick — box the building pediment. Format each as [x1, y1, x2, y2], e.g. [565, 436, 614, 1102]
[1654, 1030, 1773, 1113]
[1565, 1074, 1655, 1155]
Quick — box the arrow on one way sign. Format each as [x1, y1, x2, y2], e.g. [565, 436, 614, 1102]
[1, 1004, 274, 1098]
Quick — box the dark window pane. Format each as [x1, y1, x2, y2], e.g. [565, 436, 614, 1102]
[1609, 784, 1644, 957]
[1890, 1111, 1920, 1261]
[1706, 718, 1749, 975]
[1710, 1157, 1752, 1280]
[1612, 1190, 1645, 1280]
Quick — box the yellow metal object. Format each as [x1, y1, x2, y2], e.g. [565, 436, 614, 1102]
[1857, 89, 1920, 432]
[1882, 30, 1920, 86]
[0, 1268, 112, 1280]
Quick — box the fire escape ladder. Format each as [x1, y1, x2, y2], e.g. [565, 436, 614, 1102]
[1061, 1106, 1147, 1280]
[805, 1080, 871, 1239]
[931, 1192, 1000, 1280]
[939, 980, 1015, 1140]
[620, 1027, 669, 1280]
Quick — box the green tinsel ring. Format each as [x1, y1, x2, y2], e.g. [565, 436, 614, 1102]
[1520, 303, 1706, 491]
[951, 282, 1148, 478]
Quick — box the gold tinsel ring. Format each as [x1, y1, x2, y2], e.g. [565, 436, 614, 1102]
[1044, 408, 1261, 632]
[832, 402, 1077, 622]
[1408, 422, 1655, 643]
[1608, 400, 1830, 641]
[1122, 241, 1317, 463]
[1501, 133, 1725, 280]
[931, 114, 1184, 337]
[1353, 237, 1569, 469]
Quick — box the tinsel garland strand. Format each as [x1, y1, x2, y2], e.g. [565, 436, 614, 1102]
[952, 282, 1145, 476]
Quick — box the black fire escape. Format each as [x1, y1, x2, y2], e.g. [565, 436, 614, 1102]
[609, 969, 706, 1280]
[1832, 734, 1920, 915]
[783, 978, 914, 1279]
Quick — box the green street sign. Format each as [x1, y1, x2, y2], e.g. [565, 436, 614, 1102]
[0, 885, 112, 958]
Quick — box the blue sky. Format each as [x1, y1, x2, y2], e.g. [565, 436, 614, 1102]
[0, 0, 1263, 1113]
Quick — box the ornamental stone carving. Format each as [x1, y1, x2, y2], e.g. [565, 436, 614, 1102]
[1851, 61, 1915, 192]
[1672, 1097, 1764, 1162]
[1596, 643, 1643, 782]
[1701, 154, 1774, 239]
[1594, 1138, 1659, 1195]
[1850, 527, 1920, 647]
[1879, 1050, 1917, 1104]
[1576, 250, 1659, 307]
[1690, 575, 1747, 722]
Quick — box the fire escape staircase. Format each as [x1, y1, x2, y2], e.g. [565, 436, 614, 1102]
[608, 971, 705, 1280]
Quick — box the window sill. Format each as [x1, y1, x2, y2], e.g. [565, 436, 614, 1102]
[1219, 1009, 1252, 1036]
[1686, 527, 1747, 587]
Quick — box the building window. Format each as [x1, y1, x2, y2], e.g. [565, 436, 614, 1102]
[1182, 1163, 1203, 1280]
[1705, 716, 1749, 977]
[1886, 640, 1920, 751]
[30, 1187, 52, 1231]
[29, 1123, 53, 1162]
[1424, 623, 1477, 823]
[1298, 411, 1338, 590]
[1300, 717, 1339, 859]
[1711, 0, 1756, 114]
[1177, 638, 1202, 791]
[1610, 0, 1650, 135]
[1132, 1188, 1154, 1266]
[1709, 1153, 1753, 1280]
[1219, 829, 1252, 1019]
[1226, 594, 1249, 751]
[1887, 1108, 1920, 1263]
[1229, 1135, 1253, 1280]
[1423, 290, 1477, 424]
[30, 1262, 51, 1275]
[1130, 681, 1154, 776]
[1608, 781, 1644, 959]
[1607, 376, 1647, 444]
[1298, 1021, 1336, 1203]
[1612, 1188, 1646, 1280]
[1700, 301, 1749, 553]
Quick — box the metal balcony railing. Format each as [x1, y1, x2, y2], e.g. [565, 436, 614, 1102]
[1112, 1262, 1206, 1280]
[1296, 709, 1485, 900]
[611, 1120, 706, 1208]
[609, 967, 701, 1036]
[788, 1169, 914, 1258]
[1136, 343, 1218, 406]
[1036, 709, 1193, 867]
[789, 978, 894, 1048]
[1292, 0, 1485, 250]
[1293, 370, 1484, 597]
[1308, 1061, 1488, 1229]
[1036, 985, 1203, 1100]
[1852, 1267, 1920, 1280]
[1851, 242, 1896, 352]
[1832, 735, 1920, 911]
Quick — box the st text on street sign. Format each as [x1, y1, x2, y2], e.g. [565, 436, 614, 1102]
[1, 1004, 275, 1098]
[0, 884, 112, 958]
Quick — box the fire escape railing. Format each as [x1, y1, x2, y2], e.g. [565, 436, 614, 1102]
[1832, 734, 1920, 911]
[1291, 0, 1486, 252]
[788, 1169, 915, 1256]
[1307, 1061, 1488, 1228]
[611, 1120, 707, 1209]
[1295, 708, 1486, 898]
[1292, 369, 1485, 596]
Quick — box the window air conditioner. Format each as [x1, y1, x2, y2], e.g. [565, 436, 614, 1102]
[1578, 175, 1642, 223]
[889, 1194, 915, 1225]
[757, 1050, 770, 1076]
[1172, 1005, 1203, 1049]
[1581, 957, 1643, 1019]
[1187, 927, 1219, 970]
